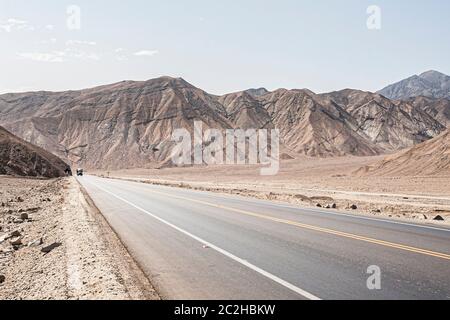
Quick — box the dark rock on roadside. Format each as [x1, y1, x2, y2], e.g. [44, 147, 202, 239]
[41, 242, 62, 254]
[20, 213, 29, 220]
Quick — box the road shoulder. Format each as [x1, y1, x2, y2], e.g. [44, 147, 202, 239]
[0, 176, 159, 300]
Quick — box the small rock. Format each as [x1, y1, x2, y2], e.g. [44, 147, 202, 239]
[373, 209, 381, 213]
[9, 237, 22, 246]
[28, 238, 43, 247]
[331, 203, 337, 209]
[41, 242, 62, 254]
[0, 234, 8, 244]
[433, 215, 445, 221]
[9, 230, 21, 238]
[17, 197, 24, 203]
[0, 275, 5, 284]
[0, 248, 13, 254]
[316, 203, 322, 208]
[20, 213, 29, 220]
[350, 204, 358, 210]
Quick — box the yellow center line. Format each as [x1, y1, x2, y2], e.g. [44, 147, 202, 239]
[147, 188, 450, 261]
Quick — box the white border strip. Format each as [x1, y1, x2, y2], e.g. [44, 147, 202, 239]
[89, 181, 321, 301]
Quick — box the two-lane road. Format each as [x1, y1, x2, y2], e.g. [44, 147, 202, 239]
[78, 175, 450, 300]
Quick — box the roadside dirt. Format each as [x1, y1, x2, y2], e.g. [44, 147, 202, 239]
[0, 176, 159, 300]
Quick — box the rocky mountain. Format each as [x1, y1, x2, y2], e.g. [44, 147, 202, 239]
[218, 91, 272, 129]
[0, 77, 232, 169]
[321, 89, 445, 151]
[404, 96, 450, 127]
[0, 126, 68, 177]
[244, 88, 269, 97]
[0, 76, 447, 169]
[378, 70, 450, 100]
[357, 129, 450, 176]
[262, 89, 383, 157]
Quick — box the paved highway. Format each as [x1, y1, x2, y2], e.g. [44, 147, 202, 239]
[78, 175, 450, 300]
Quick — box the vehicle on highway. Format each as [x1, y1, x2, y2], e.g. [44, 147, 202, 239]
[76, 168, 84, 176]
[64, 167, 73, 176]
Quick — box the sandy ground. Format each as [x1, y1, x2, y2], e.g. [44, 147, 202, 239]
[94, 156, 450, 225]
[0, 176, 159, 300]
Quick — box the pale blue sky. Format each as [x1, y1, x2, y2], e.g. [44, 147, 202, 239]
[1, 0, 449, 94]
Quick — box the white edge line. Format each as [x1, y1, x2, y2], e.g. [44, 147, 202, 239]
[88, 181, 321, 301]
[89, 176, 450, 233]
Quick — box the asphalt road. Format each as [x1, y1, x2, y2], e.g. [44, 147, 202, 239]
[78, 175, 450, 300]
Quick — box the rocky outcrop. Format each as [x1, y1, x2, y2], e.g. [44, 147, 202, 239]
[321, 89, 445, 151]
[0, 126, 68, 178]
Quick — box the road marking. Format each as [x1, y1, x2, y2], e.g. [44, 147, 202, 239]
[142, 188, 450, 261]
[174, 187, 450, 233]
[281, 205, 450, 232]
[264, 203, 450, 233]
[107, 176, 450, 233]
[88, 181, 321, 301]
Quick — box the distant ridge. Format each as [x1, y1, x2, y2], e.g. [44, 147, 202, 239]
[244, 88, 269, 97]
[378, 70, 450, 100]
[0, 74, 448, 170]
[357, 129, 450, 176]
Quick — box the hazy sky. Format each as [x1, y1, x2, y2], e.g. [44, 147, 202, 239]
[1, 0, 449, 94]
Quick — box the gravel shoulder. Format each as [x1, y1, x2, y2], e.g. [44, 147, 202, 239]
[0, 176, 159, 300]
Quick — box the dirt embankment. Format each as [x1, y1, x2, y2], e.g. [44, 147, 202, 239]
[0, 176, 158, 300]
